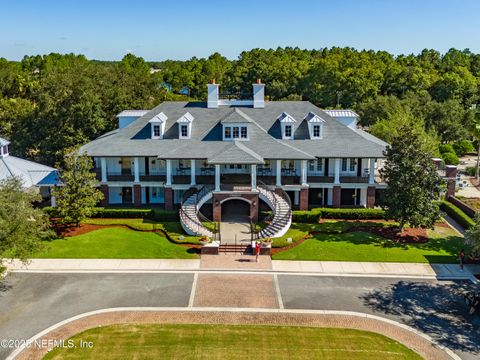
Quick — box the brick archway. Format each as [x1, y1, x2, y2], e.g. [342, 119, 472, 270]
[212, 193, 259, 223]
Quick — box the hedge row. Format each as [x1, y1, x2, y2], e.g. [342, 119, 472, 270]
[439, 200, 475, 229]
[43, 207, 178, 222]
[292, 207, 385, 223]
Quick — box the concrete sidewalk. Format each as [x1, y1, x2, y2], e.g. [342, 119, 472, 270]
[4, 258, 477, 281]
[272, 260, 477, 280]
[5, 259, 201, 272]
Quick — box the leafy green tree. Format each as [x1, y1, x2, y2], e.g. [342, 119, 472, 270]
[465, 214, 480, 254]
[380, 123, 444, 232]
[370, 110, 440, 155]
[0, 177, 54, 274]
[471, 112, 480, 180]
[53, 150, 103, 227]
[453, 140, 475, 156]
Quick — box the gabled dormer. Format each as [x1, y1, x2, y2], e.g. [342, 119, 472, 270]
[221, 108, 252, 141]
[0, 137, 10, 157]
[177, 112, 194, 139]
[305, 112, 326, 139]
[278, 112, 296, 140]
[149, 112, 167, 139]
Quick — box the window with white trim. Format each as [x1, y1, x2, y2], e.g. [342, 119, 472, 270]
[224, 127, 231, 139]
[233, 127, 239, 138]
[153, 125, 160, 137]
[241, 126, 247, 139]
[313, 125, 321, 137]
[342, 158, 348, 171]
[284, 125, 292, 138]
[349, 158, 356, 172]
[180, 124, 188, 138]
[308, 159, 323, 173]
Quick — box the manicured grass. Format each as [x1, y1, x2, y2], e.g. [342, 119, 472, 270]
[84, 218, 202, 244]
[271, 225, 310, 247]
[35, 228, 197, 259]
[273, 226, 467, 263]
[44, 323, 422, 360]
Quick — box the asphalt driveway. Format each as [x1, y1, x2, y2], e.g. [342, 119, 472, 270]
[0, 273, 194, 359]
[278, 275, 480, 360]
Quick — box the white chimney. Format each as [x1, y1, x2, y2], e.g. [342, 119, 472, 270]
[207, 79, 219, 108]
[253, 79, 265, 108]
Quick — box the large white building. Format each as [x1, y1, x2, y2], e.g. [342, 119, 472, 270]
[81, 81, 387, 238]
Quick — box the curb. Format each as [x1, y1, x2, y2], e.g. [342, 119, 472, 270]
[6, 307, 461, 360]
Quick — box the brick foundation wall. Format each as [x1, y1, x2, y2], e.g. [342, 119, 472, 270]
[164, 187, 173, 210]
[332, 186, 341, 208]
[133, 184, 141, 207]
[100, 185, 109, 207]
[299, 188, 309, 210]
[366, 186, 376, 208]
[448, 195, 476, 218]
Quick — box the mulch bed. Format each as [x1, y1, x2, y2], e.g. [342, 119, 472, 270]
[354, 226, 428, 244]
[51, 221, 128, 237]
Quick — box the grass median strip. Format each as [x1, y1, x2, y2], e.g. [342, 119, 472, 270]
[44, 323, 422, 360]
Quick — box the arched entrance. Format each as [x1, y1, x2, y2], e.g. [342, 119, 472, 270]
[216, 197, 255, 244]
[221, 198, 251, 223]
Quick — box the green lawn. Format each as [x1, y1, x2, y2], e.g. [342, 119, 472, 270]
[84, 218, 202, 244]
[44, 323, 421, 360]
[35, 227, 197, 259]
[273, 225, 467, 263]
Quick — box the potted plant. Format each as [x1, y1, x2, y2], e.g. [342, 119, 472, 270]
[199, 236, 211, 245]
[262, 238, 272, 247]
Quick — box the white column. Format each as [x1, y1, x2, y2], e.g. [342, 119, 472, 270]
[369, 158, 375, 184]
[276, 160, 282, 186]
[190, 159, 196, 186]
[50, 189, 56, 208]
[334, 158, 341, 184]
[251, 164, 257, 190]
[166, 159, 172, 186]
[294, 190, 299, 205]
[215, 164, 221, 191]
[301, 160, 308, 186]
[134, 157, 140, 183]
[101, 157, 107, 183]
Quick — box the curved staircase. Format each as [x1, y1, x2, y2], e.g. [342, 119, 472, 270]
[179, 184, 292, 240]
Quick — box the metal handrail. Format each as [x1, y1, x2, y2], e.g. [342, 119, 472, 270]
[179, 185, 220, 241]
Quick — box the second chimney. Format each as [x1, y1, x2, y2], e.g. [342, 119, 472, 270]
[207, 79, 219, 108]
[253, 79, 265, 108]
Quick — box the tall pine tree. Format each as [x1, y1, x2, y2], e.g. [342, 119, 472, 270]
[380, 121, 444, 232]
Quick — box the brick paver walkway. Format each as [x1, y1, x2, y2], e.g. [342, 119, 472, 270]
[16, 310, 454, 360]
[194, 274, 278, 308]
[200, 253, 272, 270]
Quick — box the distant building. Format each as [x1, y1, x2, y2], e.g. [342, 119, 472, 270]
[0, 137, 58, 205]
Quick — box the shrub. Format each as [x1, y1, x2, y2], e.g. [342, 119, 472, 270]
[441, 151, 459, 165]
[439, 200, 475, 229]
[453, 140, 475, 156]
[439, 144, 455, 155]
[43, 207, 178, 221]
[465, 166, 476, 176]
[292, 207, 385, 223]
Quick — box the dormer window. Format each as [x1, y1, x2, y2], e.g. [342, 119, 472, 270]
[177, 112, 194, 139]
[153, 125, 161, 137]
[278, 112, 296, 140]
[305, 112, 326, 139]
[180, 124, 188, 138]
[284, 125, 292, 138]
[149, 112, 167, 139]
[223, 125, 248, 140]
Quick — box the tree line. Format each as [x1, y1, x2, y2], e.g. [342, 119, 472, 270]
[1, 47, 479, 166]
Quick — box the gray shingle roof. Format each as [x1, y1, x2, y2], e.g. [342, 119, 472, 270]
[0, 137, 10, 146]
[207, 141, 264, 164]
[80, 101, 387, 161]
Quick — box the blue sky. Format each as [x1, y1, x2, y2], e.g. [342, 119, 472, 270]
[0, 0, 479, 61]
